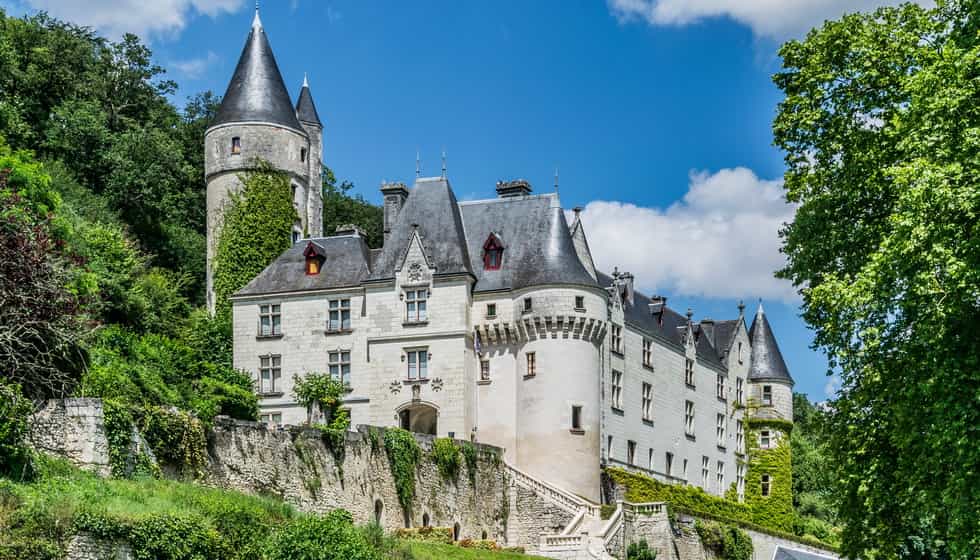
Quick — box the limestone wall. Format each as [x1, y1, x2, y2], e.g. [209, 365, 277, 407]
[27, 398, 111, 477]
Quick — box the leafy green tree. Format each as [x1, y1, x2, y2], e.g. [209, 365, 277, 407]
[0, 380, 35, 481]
[773, 1, 979, 556]
[322, 166, 383, 248]
[213, 162, 297, 314]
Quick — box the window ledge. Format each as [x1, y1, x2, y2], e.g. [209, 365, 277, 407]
[717, 396, 728, 404]
[685, 383, 697, 390]
[574, 307, 587, 313]
[642, 418, 654, 427]
[485, 315, 497, 320]
[717, 445, 727, 452]
[403, 378, 430, 385]
[258, 391, 284, 398]
[477, 379, 492, 386]
[403, 320, 429, 327]
[685, 433, 696, 442]
[642, 363, 654, 372]
[611, 350, 625, 358]
[569, 428, 585, 435]
[611, 406, 625, 416]
[325, 329, 353, 336]
[523, 374, 537, 380]
[256, 334, 284, 340]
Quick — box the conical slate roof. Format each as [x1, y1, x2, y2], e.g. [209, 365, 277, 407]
[212, 11, 303, 131]
[295, 77, 321, 126]
[748, 303, 794, 384]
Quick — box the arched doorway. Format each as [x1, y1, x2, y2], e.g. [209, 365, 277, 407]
[374, 500, 384, 524]
[453, 522, 461, 541]
[397, 403, 438, 435]
[422, 513, 430, 527]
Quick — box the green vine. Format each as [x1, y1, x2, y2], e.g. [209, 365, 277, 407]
[102, 400, 136, 478]
[383, 428, 421, 514]
[140, 406, 208, 480]
[460, 441, 478, 484]
[430, 438, 460, 483]
[744, 421, 794, 532]
[695, 520, 753, 560]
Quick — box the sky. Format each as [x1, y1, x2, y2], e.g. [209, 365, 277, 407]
[5, 0, 927, 401]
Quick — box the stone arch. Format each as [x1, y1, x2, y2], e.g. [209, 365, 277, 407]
[395, 401, 439, 435]
[453, 522, 461, 541]
[422, 512, 430, 527]
[481, 530, 488, 540]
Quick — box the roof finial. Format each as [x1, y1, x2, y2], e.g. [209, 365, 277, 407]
[738, 299, 745, 317]
[302, 72, 309, 88]
[441, 148, 447, 179]
[757, 298, 764, 314]
[416, 150, 421, 177]
[252, 0, 262, 29]
[554, 166, 559, 193]
[686, 307, 694, 321]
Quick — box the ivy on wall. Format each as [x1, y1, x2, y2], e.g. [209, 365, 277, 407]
[460, 441, 478, 484]
[744, 421, 795, 532]
[103, 400, 205, 480]
[695, 520, 753, 560]
[430, 438, 460, 483]
[383, 428, 421, 514]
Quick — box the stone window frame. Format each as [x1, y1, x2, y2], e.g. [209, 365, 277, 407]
[258, 303, 282, 338]
[736, 464, 745, 496]
[627, 440, 637, 466]
[328, 350, 351, 387]
[405, 348, 429, 380]
[737, 341, 744, 364]
[327, 298, 352, 333]
[486, 303, 497, 319]
[231, 136, 241, 154]
[736, 378, 744, 406]
[716, 413, 727, 449]
[761, 474, 772, 496]
[523, 297, 532, 313]
[300, 147, 307, 163]
[682, 458, 688, 480]
[574, 295, 585, 311]
[759, 429, 772, 449]
[524, 351, 537, 379]
[479, 359, 491, 383]
[404, 288, 429, 324]
[258, 354, 282, 395]
[684, 400, 695, 437]
[641, 338, 652, 369]
[762, 384, 773, 406]
[665, 451, 674, 476]
[641, 382, 653, 422]
[570, 405, 584, 434]
[611, 370, 624, 411]
[716, 373, 726, 401]
[648, 448, 654, 470]
[684, 358, 695, 388]
[611, 325, 624, 355]
[716, 461, 725, 490]
[259, 412, 282, 426]
[701, 455, 710, 488]
[736, 419, 744, 453]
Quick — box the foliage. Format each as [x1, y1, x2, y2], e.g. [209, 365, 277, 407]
[694, 520, 752, 560]
[460, 441, 478, 484]
[600, 504, 616, 520]
[213, 162, 297, 314]
[0, 381, 34, 481]
[626, 539, 657, 560]
[430, 438, 461, 482]
[293, 372, 346, 424]
[384, 428, 422, 514]
[139, 406, 208, 480]
[405, 541, 542, 559]
[459, 539, 498, 550]
[744, 422, 794, 532]
[394, 526, 454, 545]
[264, 510, 382, 560]
[772, 1, 980, 555]
[322, 166, 383, 248]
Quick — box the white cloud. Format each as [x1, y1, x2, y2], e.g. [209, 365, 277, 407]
[608, 0, 933, 40]
[22, 0, 244, 40]
[576, 167, 798, 302]
[823, 373, 841, 398]
[171, 50, 220, 79]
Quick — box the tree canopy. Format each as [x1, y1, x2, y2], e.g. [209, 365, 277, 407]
[773, 1, 980, 556]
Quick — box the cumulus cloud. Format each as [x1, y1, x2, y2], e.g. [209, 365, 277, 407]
[171, 50, 220, 79]
[607, 0, 933, 40]
[576, 167, 798, 302]
[22, 0, 244, 40]
[823, 373, 842, 399]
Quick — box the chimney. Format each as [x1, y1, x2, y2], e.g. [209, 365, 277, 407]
[380, 181, 409, 244]
[649, 296, 667, 315]
[335, 223, 365, 237]
[612, 269, 634, 307]
[496, 179, 532, 198]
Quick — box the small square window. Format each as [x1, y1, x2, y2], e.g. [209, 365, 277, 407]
[486, 303, 497, 318]
[480, 360, 490, 381]
[525, 352, 536, 377]
[761, 474, 771, 496]
[523, 297, 532, 313]
[231, 137, 241, 154]
[762, 385, 773, 406]
[574, 295, 585, 310]
[571, 405, 583, 431]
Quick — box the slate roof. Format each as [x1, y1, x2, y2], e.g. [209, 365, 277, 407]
[295, 83, 321, 125]
[212, 12, 303, 131]
[772, 546, 836, 560]
[368, 177, 472, 281]
[748, 303, 794, 384]
[711, 319, 742, 359]
[234, 235, 371, 297]
[459, 193, 598, 292]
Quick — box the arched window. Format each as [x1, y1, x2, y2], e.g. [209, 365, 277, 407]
[422, 513, 430, 527]
[483, 233, 503, 270]
[374, 500, 384, 524]
[303, 242, 324, 275]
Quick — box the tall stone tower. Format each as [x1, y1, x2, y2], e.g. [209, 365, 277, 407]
[204, 7, 324, 312]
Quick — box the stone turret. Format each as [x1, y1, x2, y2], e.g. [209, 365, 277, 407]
[747, 302, 794, 421]
[296, 75, 324, 240]
[204, 7, 320, 312]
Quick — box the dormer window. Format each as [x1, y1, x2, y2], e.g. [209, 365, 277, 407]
[483, 233, 504, 270]
[303, 242, 324, 275]
[231, 137, 241, 154]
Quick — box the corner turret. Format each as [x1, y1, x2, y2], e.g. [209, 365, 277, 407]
[747, 301, 794, 421]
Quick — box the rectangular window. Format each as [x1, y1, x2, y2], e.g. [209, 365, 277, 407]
[407, 349, 428, 379]
[665, 452, 673, 476]
[760, 430, 771, 449]
[405, 289, 428, 323]
[607, 435, 614, 460]
[259, 412, 282, 426]
[648, 448, 654, 470]
[328, 299, 351, 331]
[736, 420, 744, 452]
[571, 405, 583, 431]
[682, 458, 689, 480]
[259, 304, 281, 336]
[736, 378, 744, 406]
[762, 385, 773, 406]
[761, 474, 771, 496]
[486, 303, 496, 318]
[611, 370, 623, 410]
[642, 338, 652, 367]
[685, 358, 695, 386]
[737, 464, 745, 497]
[328, 351, 351, 386]
[300, 147, 307, 162]
[717, 461, 725, 490]
[684, 400, 695, 436]
[701, 456, 710, 488]
[641, 382, 653, 421]
[574, 295, 585, 310]
[717, 413, 726, 447]
[480, 360, 490, 381]
[259, 355, 281, 393]
[627, 440, 637, 466]
[717, 374, 726, 400]
[611, 325, 623, 354]
[525, 352, 536, 377]
[231, 136, 241, 154]
[523, 297, 532, 312]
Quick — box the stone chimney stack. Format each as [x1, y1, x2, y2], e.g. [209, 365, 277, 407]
[380, 181, 409, 244]
[496, 179, 532, 198]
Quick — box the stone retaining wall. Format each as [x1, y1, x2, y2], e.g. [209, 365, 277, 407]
[27, 398, 111, 477]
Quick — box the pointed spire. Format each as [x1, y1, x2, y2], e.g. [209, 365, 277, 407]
[253, 0, 262, 29]
[738, 299, 745, 317]
[302, 72, 308, 88]
[554, 167, 559, 193]
[441, 149, 447, 179]
[212, 8, 302, 131]
[416, 150, 421, 177]
[296, 74, 321, 126]
[748, 300, 794, 385]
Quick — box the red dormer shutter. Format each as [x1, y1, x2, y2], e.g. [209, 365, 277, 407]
[303, 242, 323, 275]
[483, 234, 503, 270]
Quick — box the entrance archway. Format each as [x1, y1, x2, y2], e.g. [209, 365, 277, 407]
[397, 403, 438, 435]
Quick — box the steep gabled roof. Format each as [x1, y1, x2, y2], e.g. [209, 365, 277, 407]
[295, 78, 321, 126]
[233, 235, 371, 297]
[748, 302, 794, 384]
[459, 193, 598, 292]
[369, 177, 472, 281]
[711, 319, 742, 359]
[212, 11, 303, 131]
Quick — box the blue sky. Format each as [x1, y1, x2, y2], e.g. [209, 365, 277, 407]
[9, 0, 920, 401]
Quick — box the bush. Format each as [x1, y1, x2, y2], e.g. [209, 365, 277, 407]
[627, 539, 657, 560]
[694, 520, 752, 560]
[394, 526, 453, 545]
[384, 429, 421, 513]
[0, 381, 34, 481]
[264, 510, 381, 560]
[460, 441, 478, 484]
[430, 438, 460, 482]
[459, 539, 498, 550]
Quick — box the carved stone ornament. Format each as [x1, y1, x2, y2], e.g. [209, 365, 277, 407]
[407, 262, 424, 283]
[431, 378, 444, 392]
[389, 381, 402, 394]
[412, 384, 421, 402]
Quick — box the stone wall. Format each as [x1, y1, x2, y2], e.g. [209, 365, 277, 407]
[27, 398, 111, 477]
[65, 532, 132, 560]
[507, 485, 575, 553]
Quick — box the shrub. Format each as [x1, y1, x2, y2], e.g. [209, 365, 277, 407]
[0, 381, 34, 481]
[627, 539, 657, 560]
[459, 538, 498, 550]
[384, 429, 421, 514]
[139, 406, 208, 480]
[430, 438, 460, 482]
[460, 441, 478, 484]
[394, 526, 453, 545]
[264, 510, 381, 560]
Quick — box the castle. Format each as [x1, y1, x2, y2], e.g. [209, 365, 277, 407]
[208, 9, 795, 506]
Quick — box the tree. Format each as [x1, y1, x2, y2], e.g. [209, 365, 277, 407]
[322, 166, 383, 248]
[773, 1, 979, 556]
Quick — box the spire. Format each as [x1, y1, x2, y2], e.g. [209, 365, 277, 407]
[211, 10, 303, 131]
[252, 1, 261, 29]
[295, 74, 321, 126]
[441, 149, 447, 179]
[748, 300, 794, 385]
[416, 150, 421, 177]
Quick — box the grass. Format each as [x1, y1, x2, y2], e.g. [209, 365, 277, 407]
[407, 542, 546, 559]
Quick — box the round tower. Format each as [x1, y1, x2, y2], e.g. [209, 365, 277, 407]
[747, 302, 794, 421]
[205, 8, 314, 312]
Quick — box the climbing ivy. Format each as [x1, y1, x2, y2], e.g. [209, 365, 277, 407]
[460, 441, 478, 484]
[695, 520, 753, 560]
[293, 372, 350, 466]
[744, 421, 794, 532]
[140, 406, 208, 480]
[430, 438, 460, 483]
[103, 400, 137, 478]
[383, 428, 421, 513]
